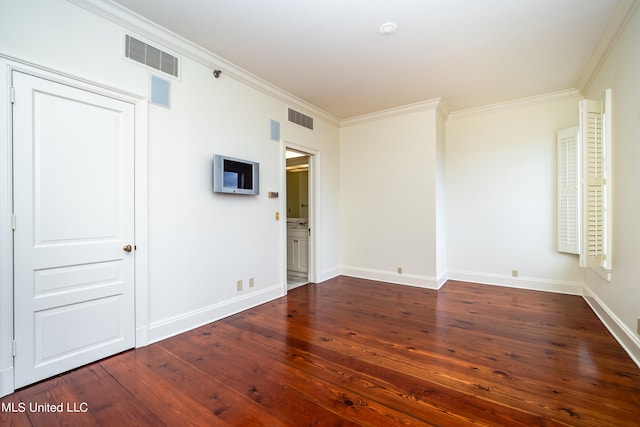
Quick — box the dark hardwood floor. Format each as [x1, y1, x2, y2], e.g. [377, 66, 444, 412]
[2, 277, 639, 426]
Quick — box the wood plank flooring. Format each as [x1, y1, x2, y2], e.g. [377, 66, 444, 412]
[2, 277, 639, 426]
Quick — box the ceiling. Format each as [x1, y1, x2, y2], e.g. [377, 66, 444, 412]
[110, 0, 629, 119]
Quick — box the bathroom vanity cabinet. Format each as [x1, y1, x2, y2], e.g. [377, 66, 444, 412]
[287, 229, 309, 273]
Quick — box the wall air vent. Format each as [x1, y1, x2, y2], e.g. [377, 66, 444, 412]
[288, 108, 314, 130]
[125, 35, 178, 77]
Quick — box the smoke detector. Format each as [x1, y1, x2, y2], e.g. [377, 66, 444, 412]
[379, 22, 398, 35]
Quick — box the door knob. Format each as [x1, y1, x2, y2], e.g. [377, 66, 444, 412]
[123, 244, 133, 252]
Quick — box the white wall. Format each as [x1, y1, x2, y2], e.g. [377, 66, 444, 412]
[581, 5, 640, 363]
[435, 108, 448, 282]
[0, 0, 341, 395]
[446, 95, 585, 294]
[339, 107, 443, 288]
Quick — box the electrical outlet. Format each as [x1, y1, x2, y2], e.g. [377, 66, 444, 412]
[512, 270, 519, 278]
[236, 280, 243, 291]
[249, 277, 255, 288]
[397, 267, 403, 274]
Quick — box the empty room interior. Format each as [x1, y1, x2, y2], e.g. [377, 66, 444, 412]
[1, 0, 639, 425]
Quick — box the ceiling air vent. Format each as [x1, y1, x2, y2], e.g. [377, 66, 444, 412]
[125, 35, 178, 77]
[288, 108, 314, 130]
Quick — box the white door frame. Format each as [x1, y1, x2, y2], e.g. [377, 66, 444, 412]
[282, 141, 319, 292]
[0, 55, 149, 397]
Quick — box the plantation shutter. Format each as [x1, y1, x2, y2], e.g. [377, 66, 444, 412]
[579, 98, 607, 269]
[557, 127, 580, 254]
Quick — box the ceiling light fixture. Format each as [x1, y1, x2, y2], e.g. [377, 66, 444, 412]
[379, 22, 398, 36]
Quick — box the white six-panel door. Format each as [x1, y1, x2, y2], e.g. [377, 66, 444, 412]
[12, 71, 135, 388]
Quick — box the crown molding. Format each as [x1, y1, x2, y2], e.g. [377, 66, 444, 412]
[67, 0, 624, 129]
[447, 89, 583, 121]
[340, 98, 445, 127]
[67, 0, 341, 126]
[578, 0, 639, 93]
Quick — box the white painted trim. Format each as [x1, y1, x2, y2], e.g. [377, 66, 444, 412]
[578, 0, 640, 93]
[0, 367, 12, 398]
[68, 0, 340, 126]
[0, 53, 140, 103]
[317, 267, 341, 284]
[66, 0, 637, 128]
[0, 61, 14, 399]
[582, 285, 640, 369]
[436, 271, 448, 289]
[336, 88, 582, 127]
[447, 270, 584, 295]
[282, 141, 320, 288]
[147, 284, 284, 344]
[341, 266, 440, 290]
[340, 98, 443, 127]
[447, 89, 583, 121]
[134, 99, 150, 348]
[0, 55, 149, 396]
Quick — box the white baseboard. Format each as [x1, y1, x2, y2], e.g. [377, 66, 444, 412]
[147, 284, 284, 344]
[135, 326, 150, 348]
[342, 267, 583, 295]
[582, 285, 640, 369]
[0, 367, 13, 398]
[447, 270, 584, 295]
[436, 270, 448, 289]
[316, 266, 340, 284]
[341, 266, 440, 289]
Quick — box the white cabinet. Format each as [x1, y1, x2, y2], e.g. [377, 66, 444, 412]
[287, 229, 309, 273]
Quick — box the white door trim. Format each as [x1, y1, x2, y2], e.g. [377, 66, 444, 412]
[283, 141, 319, 292]
[0, 55, 149, 397]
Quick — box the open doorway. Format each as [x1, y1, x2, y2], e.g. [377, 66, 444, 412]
[286, 148, 310, 290]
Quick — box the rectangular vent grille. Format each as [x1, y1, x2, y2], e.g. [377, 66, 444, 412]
[125, 35, 178, 77]
[288, 108, 314, 130]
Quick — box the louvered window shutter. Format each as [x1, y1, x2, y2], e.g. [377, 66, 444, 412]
[557, 126, 580, 254]
[579, 98, 608, 269]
